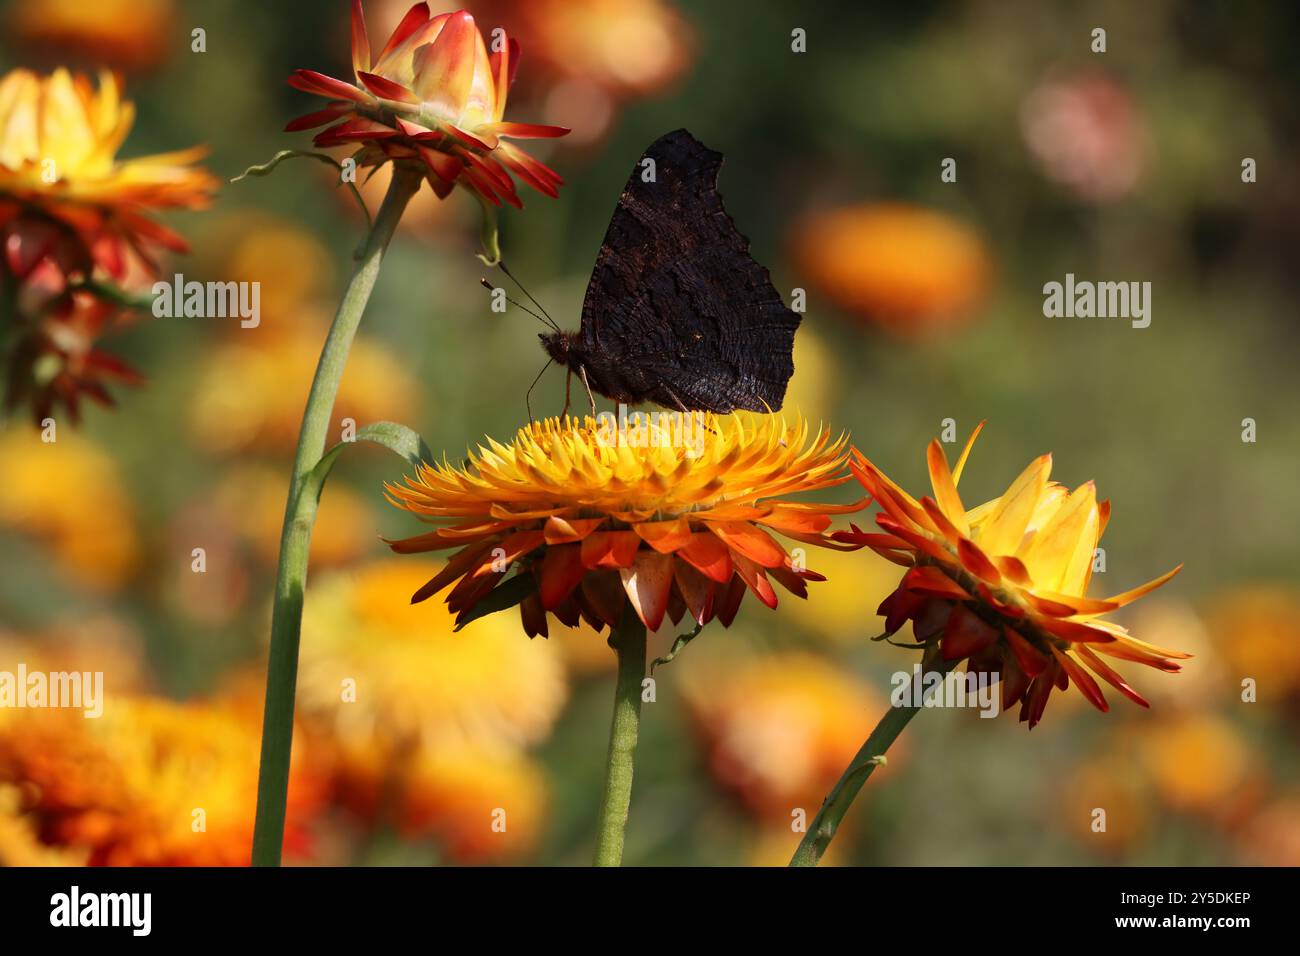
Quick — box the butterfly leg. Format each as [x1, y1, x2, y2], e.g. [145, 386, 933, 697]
[561, 369, 572, 419]
[661, 384, 718, 436]
[579, 365, 597, 419]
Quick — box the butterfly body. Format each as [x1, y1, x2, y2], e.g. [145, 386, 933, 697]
[546, 129, 800, 414]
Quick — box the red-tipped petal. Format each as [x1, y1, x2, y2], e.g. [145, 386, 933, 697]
[488, 122, 571, 139]
[287, 69, 371, 104]
[1051, 646, 1109, 712]
[411, 10, 477, 111]
[580, 531, 641, 569]
[285, 103, 353, 132]
[351, 0, 371, 75]
[678, 532, 732, 583]
[376, 2, 431, 65]
[357, 71, 418, 103]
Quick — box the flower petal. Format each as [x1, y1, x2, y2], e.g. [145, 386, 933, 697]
[621, 550, 674, 631]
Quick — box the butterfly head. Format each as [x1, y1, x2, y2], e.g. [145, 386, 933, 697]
[540, 330, 582, 368]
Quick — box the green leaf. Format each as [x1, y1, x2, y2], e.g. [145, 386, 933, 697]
[651, 622, 704, 673]
[453, 573, 537, 632]
[304, 421, 431, 507]
[231, 149, 373, 230]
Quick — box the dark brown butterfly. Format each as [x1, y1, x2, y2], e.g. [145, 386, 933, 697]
[528, 129, 801, 416]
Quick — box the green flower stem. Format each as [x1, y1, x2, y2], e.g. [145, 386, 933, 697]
[593, 606, 648, 867]
[251, 165, 422, 867]
[789, 657, 957, 867]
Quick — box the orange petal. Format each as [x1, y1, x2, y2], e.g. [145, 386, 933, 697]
[731, 552, 778, 609]
[1075, 644, 1149, 708]
[633, 517, 694, 553]
[1050, 646, 1109, 712]
[678, 532, 733, 583]
[1099, 564, 1183, 608]
[539, 543, 585, 610]
[1003, 627, 1049, 678]
[620, 550, 674, 631]
[951, 420, 985, 486]
[376, 2, 431, 66]
[926, 440, 969, 535]
[580, 531, 641, 569]
[902, 565, 969, 601]
[708, 521, 787, 568]
[957, 537, 1002, 583]
[543, 515, 606, 544]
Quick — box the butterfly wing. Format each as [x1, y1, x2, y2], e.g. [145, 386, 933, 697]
[578, 129, 800, 413]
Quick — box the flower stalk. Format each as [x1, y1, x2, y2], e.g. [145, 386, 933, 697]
[593, 606, 647, 867]
[251, 163, 422, 866]
[789, 658, 956, 867]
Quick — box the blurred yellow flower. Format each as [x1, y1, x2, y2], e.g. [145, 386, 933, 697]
[201, 214, 336, 322]
[792, 202, 992, 338]
[212, 464, 375, 569]
[387, 412, 862, 636]
[189, 326, 419, 453]
[0, 429, 138, 590]
[1237, 797, 1300, 866]
[397, 740, 548, 862]
[780, 545, 904, 645]
[297, 559, 568, 751]
[0, 696, 325, 865]
[681, 651, 884, 821]
[1205, 585, 1300, 700]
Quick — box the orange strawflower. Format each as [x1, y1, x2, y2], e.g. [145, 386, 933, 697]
[844, 423, 1185, 728]
[385, 412, 863, 636]
[287, 2, 567, 209]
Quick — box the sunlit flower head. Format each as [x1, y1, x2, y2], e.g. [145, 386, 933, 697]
[0, 67, 216, 281]
[0, 784, 88, 866]
[0, 429, 138, 591]
[287, 2, 568, 211]
[792, 202, 991, 338]
[681, 651, 885, 821]
[0, 696, 324, 866]
[844, 423, 1185, 728]
[385, 412, 863, 636]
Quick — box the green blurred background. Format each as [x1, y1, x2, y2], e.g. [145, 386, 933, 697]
[1, 0, 1298, 866]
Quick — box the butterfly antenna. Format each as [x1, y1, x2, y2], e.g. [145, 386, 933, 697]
[525, 357, 554, 424]
[498, 260, 560, 332]
[480, 278, 556, 330]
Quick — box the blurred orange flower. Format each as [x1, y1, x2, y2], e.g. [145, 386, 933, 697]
[681, 651, 885, 821]
[1204, 585, 1300, 700]
[0, 429, 138, 591]
[844, 424, 1185, 728]
[446, 0, 694, 145]
[385, 412, 864, 636]
[792, 202, 991, 338]
[188, 322, 419, 453]
[397, 740, 548, 862]
[6, 0, 177, 72]
[0, 696, 324, 866]
[287, 2, 568, 209]
[293, 560, 564, 860]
